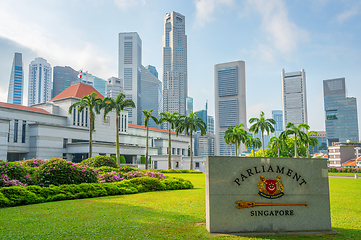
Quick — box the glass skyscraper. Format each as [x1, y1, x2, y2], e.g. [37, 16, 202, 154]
[163, 11, 188, 116]
[145, 65, 158, 78]
[323, 78, 359, 145]
[271, 110, 283, 137]
[28, 57, 52, 105]
[52, 66, 78, 99]
[7, 53, 23, 105]
[186, 97, 193, 116]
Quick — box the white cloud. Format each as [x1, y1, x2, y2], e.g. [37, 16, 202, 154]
[337, 8, 358, 24]
[247, 0, 309, 53]
[194, 0, 234, 27]
[114, 0, 146, 10]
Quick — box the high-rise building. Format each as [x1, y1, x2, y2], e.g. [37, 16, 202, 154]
[194, 132, 215, 157]
[162, 11, 188, 117]
[186, 97, 193, 116]
[215, 61, 247, 156]
[145, 65, 158, 78]
[271, 110, 283, 137]
[107, 77, 123, 99]
[7, 53, 23, 105]
[140, 65, 161, 128]
[309, 131, 327, 154]
[119, 32, 142, 125]
[93, 76, 107, 97]
[323, 78, 359, 145]
[281, 69, 308, 129]
[207, 116, 215, 134]
[28, 57, 52, 105]
[52, 66, 78, 99]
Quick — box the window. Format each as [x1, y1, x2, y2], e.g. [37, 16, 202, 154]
[195, 162, 200, 168]
[22, 121, 26, 143]
[63, 153, 67, 160]
[14, 119, 18, 143]
[326, 110, 338, 120]
[172, 148, 175, 154]
[63, 138, 68, 148]
[175, 162, 179, 168]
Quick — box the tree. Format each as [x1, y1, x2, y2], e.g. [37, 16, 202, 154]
[142, 109, 158, 169]
[281, 122, 310, 158]
[305, 131, 319, 158]
[69, 92, 103, 158]
[177, 111, 207, 170]
[102, 93, 135, 166]
[245, 135, 262, 157]
[158, 112, 180, 169]
[224, 126, 234, 156]
[269, 136, 286, 157]
[249, 111, 276, 157]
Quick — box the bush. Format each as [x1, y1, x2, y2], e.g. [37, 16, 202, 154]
[0, 192, 10, 208]
[120, 166, 136, 172]
[0, 186, 44, 207]
[0, 174, 27, 187]
[98, 171, 125, 183]
[161, 177, 194, 190]
[120, 155, 126, 164]
[125, 170, 146, 179]
[144, 171, 166, 179]
[129, 177, 166, 192]
[37, 158, 98, 186]
[80, 155, 117, 168]
[0, 162, 28, 183]
[17, 159, 46, 168]
[95, 166, 121, 174]
[140, 156, 145, 164]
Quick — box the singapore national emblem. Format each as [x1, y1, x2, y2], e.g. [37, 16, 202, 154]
[257, 175, 284, 199]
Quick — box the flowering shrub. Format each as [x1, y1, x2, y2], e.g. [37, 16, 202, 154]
[0, 174, 27, 187]
[120, 166, 136, 172]
[328, 167, 361, 173]
[0, 162, 28, 183]
[17, 159, 46, 168]
[145, 171, 166, 179]
[98, 171, 125, 183]
[80, 155, 117, 168]
[37, 158, 98, 186]
[125, 170, 146, 179]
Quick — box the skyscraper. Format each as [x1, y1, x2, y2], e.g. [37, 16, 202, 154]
[28, 57, 52, 105]
[207, 116, 215, 134]
[215, 61, 247, 156]
[7, 53, 23, 105]
[271, 110, 283, 137]
[323, 78, 359, 145]
[186, 97, 193, 116]
[119, 32, 142, 125]
[145, 65, 158, 78]
[107, 77, 123, 99]
[52, 66, 78, 99]
[162, 11, 187, 116]
[281, 69, 308, 129]
[93, 76, 107, 97]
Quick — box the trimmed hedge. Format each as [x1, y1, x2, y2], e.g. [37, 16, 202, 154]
[0, 177, 193, 208]
[80, 155, 118, 168]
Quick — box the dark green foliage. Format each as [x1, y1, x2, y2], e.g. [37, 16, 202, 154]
[148, 156, 151, 164]
[120, 165, 136, 172]
[0, 192, 10, 207]
[129, 177, 166, 192]
[120, 155, 126, 164]
[146, 169, 202, 174]
[0, 162, 27, 181]
[161, 177, 194, 190]
[78, 183, 107, 197]
[0, 186, 44, 206]
[140, 156, 145, 164]
[80, 155, 117, 168]
[37, 158, 98, 186]
[95, 166, 122, 175]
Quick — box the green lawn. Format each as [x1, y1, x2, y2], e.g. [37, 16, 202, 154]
[0, 174, 360, 239]
[328, 172, 360, 177]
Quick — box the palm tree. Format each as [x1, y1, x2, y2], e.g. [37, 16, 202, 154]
[224, 126, 234, 156]
[142, 109, 159, 169]
[102, 93, 135, 166]
[305, 131, 319, 158]
[69, 92, 103, 158]
[158, 112, 180, 169]
[245, 135, 262, 157]
[269, 136, 286, 157]
[177, 111, 207, 170]
[249, 111, 276, 157]
[282, 122, 310, 158]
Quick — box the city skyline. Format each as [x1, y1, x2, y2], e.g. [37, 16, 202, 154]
[0, 1, 360, 136]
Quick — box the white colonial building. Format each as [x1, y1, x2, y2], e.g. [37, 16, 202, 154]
[0, 83, 192, 164]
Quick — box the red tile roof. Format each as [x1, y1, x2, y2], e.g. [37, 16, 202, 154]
[128, 124, 176, 134]
[342, 159, 356, 166]
[50, 83, 104, 101]
[0, 102, 50, 114]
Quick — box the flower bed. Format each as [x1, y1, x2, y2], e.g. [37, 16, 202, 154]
[328, 167, 361, 173]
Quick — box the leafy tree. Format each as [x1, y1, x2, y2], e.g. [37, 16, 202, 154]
[142, 109, 159, 169]
[249, 111, 276, 157]
[68, 92, 103, 158]
[177, 111, 207, 170]
[281, 122, 310, 158]
[269, 136, 286, 157]
[305, 131, 319, 158]
[102, 93, 135, 166]
[245, 135, 262, 157]
[158, 112, 180, 169]
[319, 142, 327, 150]
[224, 126, 234, 156]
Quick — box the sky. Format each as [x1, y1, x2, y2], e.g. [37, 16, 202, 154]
[0, 0, 360, 135]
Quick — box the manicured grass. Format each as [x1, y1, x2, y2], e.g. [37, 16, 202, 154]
[0, 174, 360, 239]
[328, 172, 360, 177]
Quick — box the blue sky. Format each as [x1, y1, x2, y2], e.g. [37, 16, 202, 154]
[0, 0, 360, 135]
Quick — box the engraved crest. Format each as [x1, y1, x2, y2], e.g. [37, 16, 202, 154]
[257, 175, 284, 199]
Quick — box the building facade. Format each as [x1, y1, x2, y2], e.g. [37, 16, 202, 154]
[52, 66, 78, 99]
[163, 11, 188, 116]
[323, 78, 359, 145]
[281, 69, 308, 129]
[194, 132, 215, 157]
[145, 65, 158, 78]
[107, 77, 123, 99]
[93, 76, 107, 97]
[271, 110, 283, 137]
[7, 53, 24, 105]
[28, 57, 52, 106]
[214, 61, 247, 156]
[119, 32, 142, 125]
[186, 97, 193, 116]
[309, 131, 327, 155]
[207, 116, 215, 134]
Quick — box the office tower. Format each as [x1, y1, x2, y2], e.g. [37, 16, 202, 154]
[140, 65, 161, 128]
[79, 71, 94, 86]
[186, 97, 193, 116]
[162, 11, 188, 116]
[119, 32, 142, 125]
[323, 78, 359, 145]
[7, 53, 23, 105]
[52, 66, 78, 98]
[194, 132, 215, 157]
[93, 76, 107, 97]
[107, 77, 123, 99]
[207, 116, 215, 134]
[309, 131, 327, 154]
[281, 69, 308, 129]
[28, 57, 52, 105]
[271, 110, 283, 137]
[145, 65, 158, 78]
[215, 61, 247, 156]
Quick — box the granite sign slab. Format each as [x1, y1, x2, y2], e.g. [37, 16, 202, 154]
[206, 156, 334, 235]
